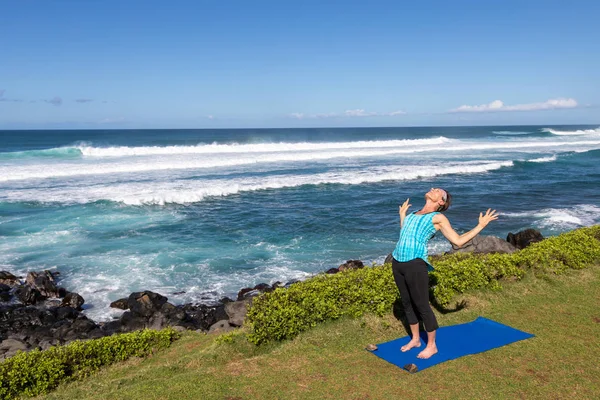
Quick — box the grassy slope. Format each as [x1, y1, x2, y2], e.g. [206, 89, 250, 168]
[39, 266, 600, 400]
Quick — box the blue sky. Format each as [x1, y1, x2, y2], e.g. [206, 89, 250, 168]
[1, 0, 598, 129]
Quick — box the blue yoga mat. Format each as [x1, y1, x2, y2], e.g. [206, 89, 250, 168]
[369, 317, 534, 373]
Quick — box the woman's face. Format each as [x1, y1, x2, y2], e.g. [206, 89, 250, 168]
[425, 188, 447, 204]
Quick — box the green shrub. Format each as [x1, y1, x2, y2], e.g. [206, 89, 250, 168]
[246, 225, 600, 345]
[247, 265, 397, 344]
[0, 328, 179, 400]
[430, 252, 525, 306]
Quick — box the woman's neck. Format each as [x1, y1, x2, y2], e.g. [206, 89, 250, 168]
[416, 200, 439, 214]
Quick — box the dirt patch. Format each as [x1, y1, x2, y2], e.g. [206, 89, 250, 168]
[592, 317, 600, 323]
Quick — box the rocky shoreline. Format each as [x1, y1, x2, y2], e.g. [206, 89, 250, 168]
[0, 229, 543, 360]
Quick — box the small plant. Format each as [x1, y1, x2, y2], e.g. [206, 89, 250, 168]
[0, 328, 179, 400]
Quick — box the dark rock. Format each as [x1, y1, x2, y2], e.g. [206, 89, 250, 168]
[181, 303, 227, 331]
[127, 291, 168, 317]
[110, 298, 129, 310]
[225, 299, 252, 327]
[507, 229, 544, 250]
[171, 291, 186, 295]
[384, 254, 394, 264]
[69, 317, 97, 334]
[219, 296, 234, 304]
[238, 289, 261, 300]
[284, 279, 301, 288]
[208, 320, 236, 334]
[325, 268, 339, 274]
[236, 287, 254, 301]
[58, 287, 67, 298]
[15, 286, 43, 305]
[61, 292, 85, 310]
[253, 283, 272, 292]
[100, 320, 122, 335]
[26, 271, 60, 298]
[0, 284, 11, 302]
[54, 306, 78, 321]
[338, 259, 364, 271]
[0, 271, 20, 287]
[119, 311, 148, 332]
[447, 235, 517, 255]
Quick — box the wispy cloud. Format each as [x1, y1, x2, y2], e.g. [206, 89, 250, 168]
[207, 115, 214, 120]
[449, 98, 578, 113]
[0, 90, 22, 103]
[44, 97, 63, 106]
[290, 109, 406, 119]
[75, 98, 93, 103]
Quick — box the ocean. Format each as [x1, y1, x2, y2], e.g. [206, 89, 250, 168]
[1, 125, 599, 321]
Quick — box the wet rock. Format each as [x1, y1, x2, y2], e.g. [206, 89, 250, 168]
[325, 268, 339, 274]
[26, 271, 60, 298]
[338, 260, 364, 271]
[110, 298, 129, 310]
[127, 291, 168, 317]
[61, 292, 85, 310]
[181, 303, 227, 331]
[15, 285, 43, 305]
[507, 229, 544, 250]
[0, 271, 20, 287]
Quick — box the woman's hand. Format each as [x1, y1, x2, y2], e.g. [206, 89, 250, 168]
[478, 209, 499, 228]
[399, 198, 411, 217]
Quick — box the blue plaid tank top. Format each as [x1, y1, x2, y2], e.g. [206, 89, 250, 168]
[392, 211, 440, 269]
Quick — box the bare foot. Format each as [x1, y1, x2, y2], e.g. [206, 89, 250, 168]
[417, 345, 438, 359]
[401, 339, 421, 352]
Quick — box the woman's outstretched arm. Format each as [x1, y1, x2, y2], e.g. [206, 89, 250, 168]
[434, 209, 498, 248]
[399, 198, 411, 228]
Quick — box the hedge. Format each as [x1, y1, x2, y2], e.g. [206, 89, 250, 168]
[0, 328, 179, 400]
[246, 225, 600, 345]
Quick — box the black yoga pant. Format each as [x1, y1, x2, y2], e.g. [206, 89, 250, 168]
[391, 257, 439, 332]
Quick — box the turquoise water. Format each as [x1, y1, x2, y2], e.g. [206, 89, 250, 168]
[1, 125, 599, 320]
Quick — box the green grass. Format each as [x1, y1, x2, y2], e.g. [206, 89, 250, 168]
[36, 264, 600, 400]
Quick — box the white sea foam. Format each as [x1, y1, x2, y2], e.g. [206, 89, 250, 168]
[528, 155, 558, 163]
[0, 161, 513, 205]
[542, 127, 600, 136]
[2, 135, 600, 183]
[77, 137, 453, 157]
[503, 205, 600, 230]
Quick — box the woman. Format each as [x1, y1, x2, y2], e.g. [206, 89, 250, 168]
[392, 188, 498, 359]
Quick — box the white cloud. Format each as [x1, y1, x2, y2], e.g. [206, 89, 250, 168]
[450, 98, 578, 113]
[289, 109, 406, 119]
[207, 115, 214, 120]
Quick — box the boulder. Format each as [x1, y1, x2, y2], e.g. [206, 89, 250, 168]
[325, 268, 339, 274]
[0, 284, 11, 302]
[119, 311, 149, 332]
[208, 320, 236, 334]
[181, 303, 227, 331]
[237, 283, 274, 301]
[110, 298, 129, 310]
[448, 235, 517, 255]
[15, 285, 43, 305]
[61, 292, 85, 310]
[127, 291, 168, 317]
[338, 259, 364, 271]
[26, 271, 60, 298]
[225, 299, 252, 327]
[0, 271, 20, 287]
[0, 338, 29, 359]
[507, 229, 544, 250]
